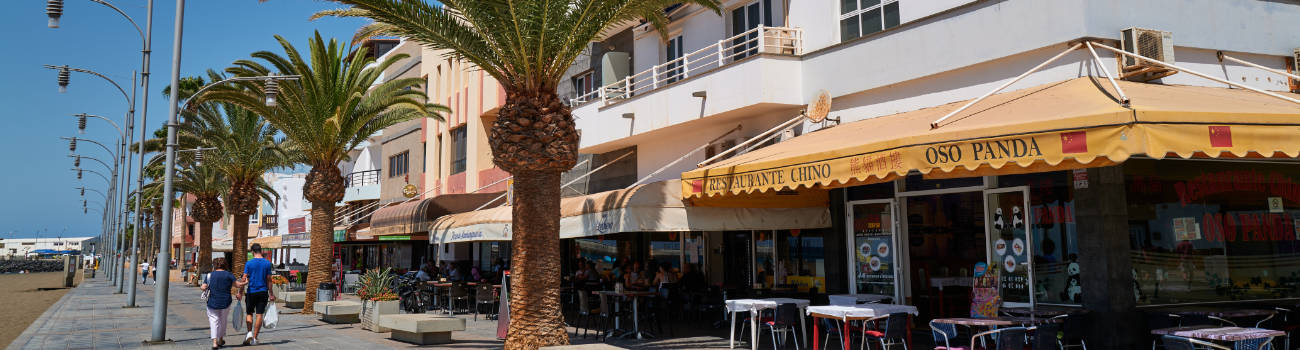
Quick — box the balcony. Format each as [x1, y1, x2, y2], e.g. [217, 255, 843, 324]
[342, 169, 381, 202]
[571, 26, 806, 151]
[570, 26, 803, 106]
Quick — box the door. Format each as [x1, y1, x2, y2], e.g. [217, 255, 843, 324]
[665, 35, 684, 83]
[847, 199, 900, 301]
[730, 1, 769, 61]
[984, 187, 1034, 308]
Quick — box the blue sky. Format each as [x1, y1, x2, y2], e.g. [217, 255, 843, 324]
[0, 0, 371, 239]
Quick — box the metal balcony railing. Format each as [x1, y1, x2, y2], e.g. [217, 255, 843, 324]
[345, 169, 380, 188]
[570, 25, 803, 106]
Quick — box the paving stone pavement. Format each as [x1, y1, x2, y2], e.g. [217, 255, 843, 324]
[8, 275, 763, 349]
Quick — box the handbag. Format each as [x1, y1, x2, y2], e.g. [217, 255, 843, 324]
[200, 289, 210, 302]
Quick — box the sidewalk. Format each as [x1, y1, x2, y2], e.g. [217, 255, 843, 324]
[8, 274, 747, 349]
[7, 276, 506, 349]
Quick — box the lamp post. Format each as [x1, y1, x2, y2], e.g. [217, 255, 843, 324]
[71, 113, 123, 280]
[47, 65, 137, 295]
[47, 0, 155, 306]
[63, 132, 129, 289]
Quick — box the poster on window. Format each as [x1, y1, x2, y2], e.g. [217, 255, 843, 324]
[970, 262, 1001, 318]
[1172, 217, 1201, 241]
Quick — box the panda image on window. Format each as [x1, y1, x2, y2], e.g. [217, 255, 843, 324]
[993, 207, 1005, 231]
[1011, 206, 1024, 230]
[1060, 255, 1082, 303]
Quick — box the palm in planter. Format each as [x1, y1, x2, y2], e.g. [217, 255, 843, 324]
[316, 1, 722, 347]
[357, 267, 400, 332]
[200, 33, 446, 313]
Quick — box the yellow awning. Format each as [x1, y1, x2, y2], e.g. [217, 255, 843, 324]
[250, 235, 282, 249]
[682, 78, 1300, 198]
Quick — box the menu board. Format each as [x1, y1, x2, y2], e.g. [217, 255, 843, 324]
[970, 262, 1001, 318]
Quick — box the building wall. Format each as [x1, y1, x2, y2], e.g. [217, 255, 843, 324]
[422, 47, 508, 197]
[378, 40, 428, 204]
[0, 237, 93, 257]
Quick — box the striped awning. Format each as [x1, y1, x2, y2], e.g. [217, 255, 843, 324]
[369, 192, 504, 236]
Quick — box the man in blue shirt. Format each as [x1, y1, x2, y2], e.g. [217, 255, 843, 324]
[242, 243, 275, 345]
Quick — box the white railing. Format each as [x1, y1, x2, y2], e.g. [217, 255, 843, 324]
[569, 25, 803, 106]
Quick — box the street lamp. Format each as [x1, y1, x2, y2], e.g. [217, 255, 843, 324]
[45, 0, 63, 28]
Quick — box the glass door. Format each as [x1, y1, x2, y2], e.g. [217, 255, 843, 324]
[847, 199, 899, 301]
[984, 187, 1034, 308]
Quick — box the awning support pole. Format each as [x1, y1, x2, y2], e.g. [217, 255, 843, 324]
[1092, 42, 1300, 106]
[931, 43, 1084, 129]
[632, 125, 742, 187]
[1085, 42, 1130, 107]
[698, 115, 804, 167]
[1217, 51, 1300, 85]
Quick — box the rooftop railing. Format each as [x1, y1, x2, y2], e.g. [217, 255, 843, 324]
[570, 25, 803, 106]
[345, 169, 380, 188]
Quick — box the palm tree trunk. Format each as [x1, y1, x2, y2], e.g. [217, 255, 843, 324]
[505, 170, 569, 349]
[232, 215, 249, 277]
[199, 221, 213, 274]
[303, 202, 334, 313]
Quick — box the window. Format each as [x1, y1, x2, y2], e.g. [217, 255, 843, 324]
[572, 70, 596, 99]
[1125, 160, 1300, 305]
[778, 229, 828, 292]
[730, 1, 771, 60]
[840, 0, 900, 42]
[388, 151, 409, 178]
[250, 215, 259, 225]
[449, 127, 468, 174]
[665, 36, 685, 84]
[373, 41, 397, 58]
[1000, 171, 1080, 305]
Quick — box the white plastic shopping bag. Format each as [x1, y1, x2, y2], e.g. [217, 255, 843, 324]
[263, 304, 279, 329]
[231, 299, 244, 332]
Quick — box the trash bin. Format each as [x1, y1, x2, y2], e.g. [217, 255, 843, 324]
[317, 282, 336, 302]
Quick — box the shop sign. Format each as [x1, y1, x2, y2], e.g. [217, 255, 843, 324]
[402, 184, 419, 198]
[378, 235, 410, 241]
[288, 217, 308, 234]
[684, 128, 1111, 198]
[332, 229, 346, 243]
[1175, 170, 1300, 206]
[1200, 212, 1300, 242]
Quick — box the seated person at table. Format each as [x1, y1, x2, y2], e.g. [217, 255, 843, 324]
[574, 260, 590, 281]
[623, 261, 644, 288]
[679, 263, 707, 291]
[471, 266, 482, 282]
[652, 262, 678, 287]
[415, 262, 432, 282]
[583, 261, 600, 282]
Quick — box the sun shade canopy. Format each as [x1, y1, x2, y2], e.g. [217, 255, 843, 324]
[370, 192, 505, 236]
[682, 77, 1300, 198]
[429, 180, 831, 244]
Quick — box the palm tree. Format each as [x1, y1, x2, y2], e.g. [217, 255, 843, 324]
[201, 33, 446, 312]
[316, 1, 721, 347]
[180, 79, 290, 275]
[170, 162, 226, 274]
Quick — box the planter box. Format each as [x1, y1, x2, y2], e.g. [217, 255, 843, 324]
[361, 299, 399, 332]
[271, 284, 288, 297]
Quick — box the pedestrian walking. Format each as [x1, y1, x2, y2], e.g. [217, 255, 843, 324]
[242, 243, 275, 345]
[140, 260, 150, 284]
[201, 257, 247, 349]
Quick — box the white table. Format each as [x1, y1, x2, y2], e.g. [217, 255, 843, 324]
[726, 298, 811, 349]
[806, 304, 920, 350]
[828, 294, 892, 305]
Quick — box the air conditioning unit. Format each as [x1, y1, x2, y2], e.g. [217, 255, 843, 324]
[705, 138, 739, 160]
[1120, 27, 1177, 82]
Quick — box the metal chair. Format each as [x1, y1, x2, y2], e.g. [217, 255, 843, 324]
[930, 320, 966, 350]
[760, 303, 802, 350]
[1147, 313, 1183, 350]
[474, 283, 497, 321]
[971, 326, 1029, 350]
[861, 312, 909, 350]
[448, 282, 470, 314]
[1058, 314, 1088, 349]
[1161, 335, 1231, 350]
[821, 317, 849, 350]
[1031, 323, 1061, 350]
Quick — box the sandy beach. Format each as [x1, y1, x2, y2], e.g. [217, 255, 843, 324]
[0, 272, 75, 347]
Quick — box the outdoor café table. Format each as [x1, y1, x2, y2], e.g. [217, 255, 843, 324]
[807, 304, 920, 350]
[932, 316, 1061, 327]
[597, 290, 657, 339]
[725, 298, 811, 350]
[1168, 307, 1277, 320]
[828, 294, 892, 306]
[1152, 326, 1285, 347]
[1001, 305, 1087, 318]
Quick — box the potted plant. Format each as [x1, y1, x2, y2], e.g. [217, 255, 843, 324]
[270, 274, 290, 296]
[357, 268, 399, 332]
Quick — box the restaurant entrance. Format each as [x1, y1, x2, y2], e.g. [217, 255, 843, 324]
[903, 191, 985, 318]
